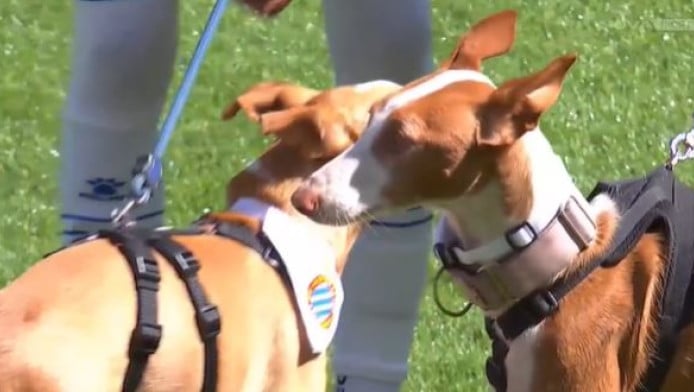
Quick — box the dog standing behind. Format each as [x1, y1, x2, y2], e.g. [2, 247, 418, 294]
[0, 79, 400, 391]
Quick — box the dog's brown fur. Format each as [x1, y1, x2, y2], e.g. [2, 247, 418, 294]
[0, 80, 400, 392]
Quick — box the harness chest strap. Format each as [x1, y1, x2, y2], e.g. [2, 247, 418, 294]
[65, 226, 222, 392]
[486, 183, 672, 392]
[41, 197, 342, 391]
[484, 167, 694, 392]
[146, 235, 222, 392]
[96, 229, 164, 392]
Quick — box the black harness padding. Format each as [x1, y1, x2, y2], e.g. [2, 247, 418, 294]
[214, 222, 284, 270]
[146, 234, 221, 392]
[485, 166, 694, 392]
[484, 317, 508, 392]
[97, 228, 164, 392]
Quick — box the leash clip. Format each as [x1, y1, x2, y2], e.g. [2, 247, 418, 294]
[111, 154, 163, 228]
[667, 111, 694, 168]
[109, 0, 230, 228]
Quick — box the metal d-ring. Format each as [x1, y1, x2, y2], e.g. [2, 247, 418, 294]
[433, 267, 474, 317]
[667, 111, 694, 168]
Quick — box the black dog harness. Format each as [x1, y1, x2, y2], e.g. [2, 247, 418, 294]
[45, 219, 282, 392]
[482, 166, 694, 391]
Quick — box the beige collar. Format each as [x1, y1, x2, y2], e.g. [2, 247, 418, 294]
[433, 190, 598, 313]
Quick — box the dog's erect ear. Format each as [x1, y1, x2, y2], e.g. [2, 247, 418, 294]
[441, 10, 517, 71]
[221, 82, 320, 122]
[476, 53, 578, 146]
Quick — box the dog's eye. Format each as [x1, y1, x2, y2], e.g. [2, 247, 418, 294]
[371, 118, 416, 162]
[391, 129, 416, 154]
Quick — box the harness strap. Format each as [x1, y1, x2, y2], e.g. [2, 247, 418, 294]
[495, 174, 673, 341]
[97, 228, 163, 392]
[214, 222, 281, 266]
[42, 218, 285, 392]
[638, 174, 694, 392]
[487, 168, 679, 392]
[484, 317, 508, 392]
[147, 235, 221, 392]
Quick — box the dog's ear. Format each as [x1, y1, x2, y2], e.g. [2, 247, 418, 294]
[260, 105, 357, 159]
[441, 9, 517, 71]
[259, 106, 317, 137]
[476, 53, 577, 146]
[221, 82, 320, 122]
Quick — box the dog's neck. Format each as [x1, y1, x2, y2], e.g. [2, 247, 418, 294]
[227, 143, 361, 272]
[444, 130, 577, 245]
[437, 129, 612, 316]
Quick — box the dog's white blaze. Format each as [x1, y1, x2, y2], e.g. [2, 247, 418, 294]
[308, 70, 496, 218]
[310, 145, 372, 216]
[381, 70, 495, 114]
[353, 80, 400, 93]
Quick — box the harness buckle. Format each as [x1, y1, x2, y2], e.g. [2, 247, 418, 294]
[505, 221, 537, 251]
[175, 250, 201, 277]
[485, 356, 507, 392]
[130, 322, 163, 357]
[197, 304, 222, 341]
[434, 243, 483, 275]
[134, 256, 161, 290]
[434, 243, 454, 268]
[256, 232, 278, 261]
[524, 290, 559, 319]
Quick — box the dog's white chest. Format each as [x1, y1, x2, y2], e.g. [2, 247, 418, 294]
[505, 324, 541, 392]
[231, 198, 344, 355]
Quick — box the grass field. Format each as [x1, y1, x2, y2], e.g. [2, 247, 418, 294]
[1, 0, 693, 390]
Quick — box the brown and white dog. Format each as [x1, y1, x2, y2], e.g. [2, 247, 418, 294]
[292, 9, 694, 392]
[0, 80, 400, 391]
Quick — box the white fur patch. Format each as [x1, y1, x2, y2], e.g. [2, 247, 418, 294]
[382, 70, 495, 114]
[353, 79, 400, 93]
[589, 193, 619, 219]
[505, 323, 542, 392]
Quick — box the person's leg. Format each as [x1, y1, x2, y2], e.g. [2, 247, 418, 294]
[59, 0, 178, 244]
[322, 1, 434, 391]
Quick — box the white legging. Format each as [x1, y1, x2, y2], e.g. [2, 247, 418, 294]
[59, 0, 433, 389]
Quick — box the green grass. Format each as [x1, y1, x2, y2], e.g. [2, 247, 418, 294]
[0, 1, 693, 391]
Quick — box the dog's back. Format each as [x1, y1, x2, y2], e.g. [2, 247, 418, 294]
[0, 239, 139, 391]
[0, 235, 303, 392]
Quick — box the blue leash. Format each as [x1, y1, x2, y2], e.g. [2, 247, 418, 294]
[111, 0, 230, 226]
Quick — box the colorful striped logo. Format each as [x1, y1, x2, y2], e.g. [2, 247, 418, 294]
[307, 275, 337, 329]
